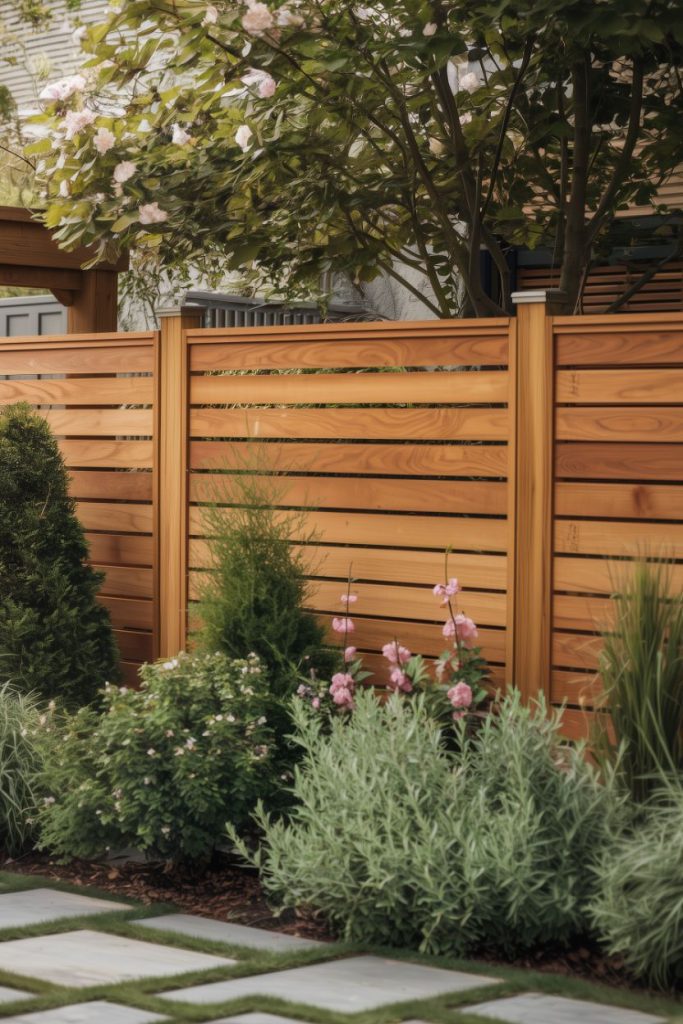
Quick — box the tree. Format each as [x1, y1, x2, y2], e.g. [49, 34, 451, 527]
[30, 0, 683, 316]
[0, 403, 120, 705]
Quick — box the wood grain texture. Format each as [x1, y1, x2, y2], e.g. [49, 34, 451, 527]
[556, 368, 683, 405]
[190, 440, 508, 477]
[0, 375, 151, 405]
[189, 334, 509, 370]
[555, 329, 683, 366]
[76, 501, 153, 533]
[0, 345, 153, 375]
[69, 470, 153, 502]
[95, 565, 154, 599]
[190, 507, 509, 551]
[113, 629, 154, 662]
[98, 595, 154, 630]
[556, 707, 614, 743]
[86, 533, 153, 566]
[190, 473, 507, 515]
[60, 440, 153, 469]
[42, 408, 153, 437]
[555, 518, 683, 557]
[551, 670, 604, 707]
[555, 442, 683, 481]
[556, 407, 683, 442]
[189, 538, 507, 589]
[190, 406, 508, 441]
[191, 369, 508, 405]
[554, 555, 683, 595]
[555, 481, 683, 519]
[552, 631, 603, 671]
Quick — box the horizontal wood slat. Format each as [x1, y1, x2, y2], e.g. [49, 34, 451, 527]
[76, 502, 154, 535]
[556, 368, 683, 405]
[555, 481, 683, 519]
[556, 331, 683, 365]
[552, 632, 603, 671]
[191, 473, 507, 515]
[190, 440, 508, 477]
[0, 345, 153, 375]
[60, 440, 153, 469]
[189, 539, 507, 590]
[86, 533, 153, 566]
[95, 565, 154, 600]
[191, 369, 508, 405]
[99, 595, 154, 631]
[554, 556, 683, 595]
[42, 408, 153, 437]
[190, 334, 509, 370]
[190, 406, 508, 441]
[325, 618, 507, 662]
[113, 629, 154, 663]
[190, 507, 509, 551]
[555, 518, 683, 557]
[556, 407, 683, 442]
[69, 470, 153, 502]
[0, 375, 152, 405]
[555, 442, 683, 480]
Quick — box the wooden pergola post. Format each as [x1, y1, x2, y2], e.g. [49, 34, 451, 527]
[0, 207, 127, 333]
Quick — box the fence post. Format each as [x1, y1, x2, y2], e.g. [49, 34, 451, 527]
[156, 305, 204, 658]
[510, 290, 559, 701]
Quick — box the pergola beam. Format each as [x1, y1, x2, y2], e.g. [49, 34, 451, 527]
[0, 207, 128, 333]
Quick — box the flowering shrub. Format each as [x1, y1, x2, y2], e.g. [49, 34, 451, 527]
[232, 690, 627, 957]
[298, 562, 489, 726]
[36, 651, 277, 864]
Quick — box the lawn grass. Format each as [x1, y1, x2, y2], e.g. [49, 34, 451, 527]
[0, 869, 681, 1024]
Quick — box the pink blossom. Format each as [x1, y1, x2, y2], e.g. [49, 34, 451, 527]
[447, 681, 473, 708]
[242, 1, 274, 34]
[330, 672, 354, 692]
[258, 74, 277, 98]
[138, 202, 168, 225]
[455, 614, 478, 646]
[382, 642, 411, 665]
[63, 108, 96, 140]
[40, 74, 87, 103]
[423, 21, 437, 36]
[93, 126, 115, 154]
[433, 578, 460, 602]
[344, 646, 357, 663]
[331, 686, 354, 709]
[332, 616, 354, 634]
[311, 697, 321, 710]
[113, 160, 136, 183]
[442, 619, 456, 639]
[452, 710, 466, 721]
[340, 594, 358, 604]
[388, 667, 413, 693]
[241, 69, 277, 98]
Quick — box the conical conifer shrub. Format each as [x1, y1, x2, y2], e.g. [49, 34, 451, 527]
[0, 403, 120, 704]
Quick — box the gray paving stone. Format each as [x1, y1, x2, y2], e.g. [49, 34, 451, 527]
[0, 985, 32, 1004]
[466, 993, 665, 1024]
[0, 929, 234, 988]
[137, 913, 324, 952]
[159, 954, 500, 1012]
[207, 1015, 306, 1024]
[0, 887, 130, 928]
[1, 1003, 167, 1023]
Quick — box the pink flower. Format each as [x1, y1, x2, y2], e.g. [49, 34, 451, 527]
[382, 642, 411, 665]
[138, 202, 168, 225]
[241, 69, 277, 99]
[452, 710, 466, 721]
[388, 667, 413, 693]
[433, 578, 459, 603]
[447, 681, 473, 708]
[455, 614, 478, 646]
[113, 160, 136, 183]
[442, 619, 456, 639]
[330, 672, 354, 692]
[340, 594, 358, 604]
[63, 107, 96, 140]
[242, 1, 274, 34]
[40, 74, 87, 103]
[344, 646, 357, 663]
[258, 74, 277, 98]
[93, 126, 115, 154]
[311, 697, 321, 710]
[332, 686, 354, 709]
[332, 616, 354, 634]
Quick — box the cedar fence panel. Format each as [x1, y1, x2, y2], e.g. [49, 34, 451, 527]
[0, 331, 158, 684]
[178, 319, 515, 692]
[1, 305, 682, 740]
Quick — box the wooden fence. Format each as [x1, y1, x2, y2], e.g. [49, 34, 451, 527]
[1, 296, 682, 736]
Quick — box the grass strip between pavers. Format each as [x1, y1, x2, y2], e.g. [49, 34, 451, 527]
[0, 870, 681, 1024]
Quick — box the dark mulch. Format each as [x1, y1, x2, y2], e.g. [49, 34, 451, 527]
[0, 850, 330, 942]
[0, 852, 663, 996]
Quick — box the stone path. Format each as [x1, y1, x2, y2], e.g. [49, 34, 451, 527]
[0, 885, 672, 1024]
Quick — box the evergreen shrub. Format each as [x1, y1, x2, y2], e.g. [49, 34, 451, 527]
[0, 403, 119, 705]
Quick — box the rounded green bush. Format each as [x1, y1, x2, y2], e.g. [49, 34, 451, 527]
[235, 690, 626, 957]
[37, 651, 279, 864]
[591, 787, 683, 988]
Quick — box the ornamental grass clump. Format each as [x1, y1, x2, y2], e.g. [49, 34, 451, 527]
[0, 683, 56, 854]
[598, 558, 683, 801]
[591, 783, 683, 988]
[231, 689, 625, 957]
[0, 403, 119, 705]
[36, 651, 277, 865]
